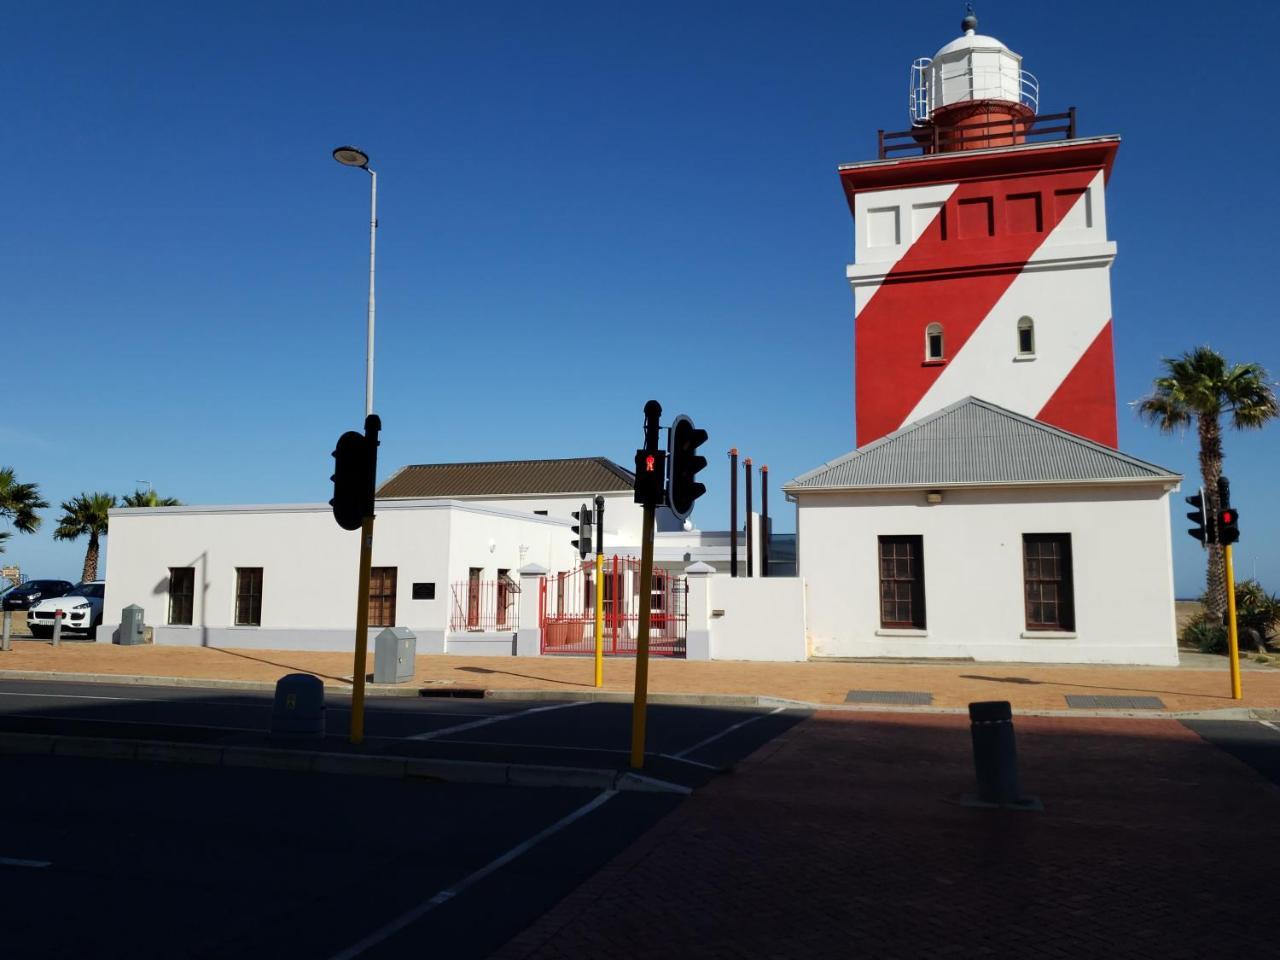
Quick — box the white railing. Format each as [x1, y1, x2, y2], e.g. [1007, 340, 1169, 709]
[909, 58, 1040, 123]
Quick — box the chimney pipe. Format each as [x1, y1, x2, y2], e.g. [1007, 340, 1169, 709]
[744, 457, 754, 578]
[729, 449, 738, 577]
[760, 465, 769, 578]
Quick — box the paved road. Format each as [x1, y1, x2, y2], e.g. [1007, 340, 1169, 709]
[1182, 717, 1280, 786]
[0, 677, 807, 959]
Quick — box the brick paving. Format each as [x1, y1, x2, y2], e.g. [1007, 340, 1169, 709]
[0, 641, 1277, 712]
[492, 712, 1280, 959]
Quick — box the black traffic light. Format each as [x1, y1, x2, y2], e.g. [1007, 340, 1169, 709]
[1185, 487, 1216, 545]
[1217, 476, 1240, 545]
[329, 415, 380, 531]
[634, 448, 667, 507]
[571, 501, 594, 559]
[667, 414, 709, 520]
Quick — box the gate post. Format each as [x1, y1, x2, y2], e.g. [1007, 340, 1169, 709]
[515, 564, 546, 657]
[684, 562, 715, 661]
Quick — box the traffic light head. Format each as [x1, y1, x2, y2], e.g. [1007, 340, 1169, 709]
[330, 431, 373, 531]
[1185, 489, 1211, 544]
[667, 415, 709, 520]
[634, 448, 667, 507]
[571, 502, 594, 559]
[1219, 507, 1240, 545]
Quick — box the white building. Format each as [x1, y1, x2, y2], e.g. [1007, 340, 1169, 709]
[785, 398, 1180, 664]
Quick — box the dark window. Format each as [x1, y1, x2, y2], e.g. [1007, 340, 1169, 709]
[168, 567, 194, 625]
[412, 582, 435, 600]
[497, 569, 511, 627]
[1023, 534, 1075, 631]
[369, 567, 398, 628]
[1017, 316, 1035, 355]
[878, 536, 925, 629]
[469, 568, 483, 628]
[925, 323, 944, 361]
[234, 568, 263, 626]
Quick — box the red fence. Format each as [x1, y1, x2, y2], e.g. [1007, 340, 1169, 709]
[539, 556, 686, 657]
[449, 577, 519, 632]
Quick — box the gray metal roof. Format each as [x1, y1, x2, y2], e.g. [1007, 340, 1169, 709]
[785, 398, 1180, 491]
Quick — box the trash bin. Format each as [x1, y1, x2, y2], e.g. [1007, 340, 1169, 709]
[271, 673, 325, 737]
[373, 627, 416, 684]
[968, 700, 1021, 804]
[117, 605, 146, 646]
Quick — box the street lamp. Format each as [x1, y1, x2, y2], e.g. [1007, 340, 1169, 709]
[332, 145, 377, 417]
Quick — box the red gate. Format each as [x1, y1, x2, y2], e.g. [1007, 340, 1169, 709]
[540, 556, 686, 657]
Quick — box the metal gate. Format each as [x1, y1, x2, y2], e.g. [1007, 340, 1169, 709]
[540, 556, 686, 657]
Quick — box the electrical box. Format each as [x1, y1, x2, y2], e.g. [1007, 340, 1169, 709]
[117, 604, 146, 645]
[271, 673, 325, 737]
[373, 627, 416, 684]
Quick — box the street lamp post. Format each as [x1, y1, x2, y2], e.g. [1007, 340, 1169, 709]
[332, 145, 379, 744]
[332, 145, 377, 417]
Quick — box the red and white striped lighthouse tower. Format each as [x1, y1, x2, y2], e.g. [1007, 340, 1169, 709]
[843, 11, 1120, 448]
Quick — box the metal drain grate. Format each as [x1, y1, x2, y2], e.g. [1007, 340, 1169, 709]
[1065, 695, 1165, 710]
[845, 690, 933, 705]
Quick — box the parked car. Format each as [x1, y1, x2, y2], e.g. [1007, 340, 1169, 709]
[27, 581, 106, 638]
[2, 579, 76, 612]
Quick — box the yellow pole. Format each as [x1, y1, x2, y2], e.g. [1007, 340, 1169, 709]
[1225, 544, 1242, 701]
[629, 503, 657, 769]
[350, 513, 375, 743]
[594, 552, 604, 688]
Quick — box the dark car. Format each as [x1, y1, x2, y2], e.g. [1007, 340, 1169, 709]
[2, 579, 76, 612]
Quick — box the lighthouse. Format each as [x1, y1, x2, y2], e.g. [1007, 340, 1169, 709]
[842, 11, 1120, 448]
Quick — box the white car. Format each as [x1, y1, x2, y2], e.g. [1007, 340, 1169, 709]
[27, 581, 105, 638]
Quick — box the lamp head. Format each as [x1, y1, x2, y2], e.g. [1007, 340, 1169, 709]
[332, 146, 370, 169]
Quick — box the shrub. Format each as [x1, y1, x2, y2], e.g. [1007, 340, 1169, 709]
[1182, 617, 1227, 655]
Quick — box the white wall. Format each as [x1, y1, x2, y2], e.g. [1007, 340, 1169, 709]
[417, 492, 645, 546]
[705, 575, 807, 662]
[796, 483, 1178, 665]
[99, 500, 570, 652]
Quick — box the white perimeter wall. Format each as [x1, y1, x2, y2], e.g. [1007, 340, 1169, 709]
[99, 500, 573, 652]
[705, 575, 807, 662]
[796, 484, 1178, 664]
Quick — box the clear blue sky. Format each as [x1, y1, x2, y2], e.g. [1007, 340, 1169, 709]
[3, 1, 1277, 598]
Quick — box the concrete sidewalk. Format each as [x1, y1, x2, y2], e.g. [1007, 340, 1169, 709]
[492, 712, 1280, 959]
[1, 640, 1277, 713]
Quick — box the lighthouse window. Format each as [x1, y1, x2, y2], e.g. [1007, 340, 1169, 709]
[1017, 317, 1035, 356]
[925, 323, 945, 361]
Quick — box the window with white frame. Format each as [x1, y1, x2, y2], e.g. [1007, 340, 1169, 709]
[925, 323, 944, 361]
[1017, 316, 1035, 356]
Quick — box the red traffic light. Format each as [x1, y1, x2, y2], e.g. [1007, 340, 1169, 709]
[1221, 510, 1234, 524]
[645, 455, 655, 472]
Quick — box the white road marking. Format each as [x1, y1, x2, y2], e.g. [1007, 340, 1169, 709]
[1258, 720, 1280, 736]
[328, 790, 617, 960]
[673, 706, 787, 759]
[408, 700, 589, 741]
[0, 857, 52, 868]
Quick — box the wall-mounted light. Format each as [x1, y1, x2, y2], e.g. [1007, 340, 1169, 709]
[926, 491, 943, 504]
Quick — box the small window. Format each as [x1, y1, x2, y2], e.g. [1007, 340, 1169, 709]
[497, 568, 512, 627]
[1023, 534, 1074, 631]
[1017, 316, 1035, 356]
[878, 535, 926, 629]
[369, 567, 398, 628]
[234, 567, 263, 626]
[168, 567, 194, 625]
[925, 323, 944, 361]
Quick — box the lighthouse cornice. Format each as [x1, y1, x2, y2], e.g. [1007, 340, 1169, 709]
[846, 242, 1117, 289]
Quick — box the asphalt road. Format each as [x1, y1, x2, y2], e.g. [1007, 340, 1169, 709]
[0, 678, 808, 959]
[1182, 717, 1280, 787]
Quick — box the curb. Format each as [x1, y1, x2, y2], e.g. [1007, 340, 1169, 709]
[0, 731, 692, 795]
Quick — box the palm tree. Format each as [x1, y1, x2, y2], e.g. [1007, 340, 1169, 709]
[0, 467, 49, 554]
[120, 488, 182, 508]
[54, 493, 117, 583]
[1138, 346, 1278, 620]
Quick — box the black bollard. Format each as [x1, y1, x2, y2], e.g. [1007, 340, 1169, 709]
[271, 673, 326, 738]
[968, 700, 1021, 805]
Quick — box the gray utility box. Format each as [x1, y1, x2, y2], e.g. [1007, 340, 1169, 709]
[117, 604, 146, 645]
[373, 627, 416, 684]
[271, 673, 325, 737]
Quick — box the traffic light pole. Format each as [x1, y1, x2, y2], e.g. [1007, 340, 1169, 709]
[594, 495, 605, 689]
[1225, 544, 1242, 701]
[350, 513, 375, 743]
[629, 501, 657, 770]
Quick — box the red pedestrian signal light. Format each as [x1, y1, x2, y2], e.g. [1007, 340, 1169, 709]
[634, 448, 666, 507]
[645, 455, 655, 472]
[1219, 507, 1240, 545]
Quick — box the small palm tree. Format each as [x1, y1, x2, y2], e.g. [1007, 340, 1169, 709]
[0, 467, 49, 554]
[120, 488, 182, 508]
[54, 493, 117, 583]
[1138, 346, 1278, 620]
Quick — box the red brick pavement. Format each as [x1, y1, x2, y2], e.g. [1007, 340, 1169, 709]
[492, 713, 1280, 959]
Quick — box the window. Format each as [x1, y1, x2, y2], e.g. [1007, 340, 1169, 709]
[878, 536, 925, 629]
[925, 323, 944, 361]
[369, 567, 397, 628]
[1017, 316, 1035, 356]
[497, 569, 511, 628]
[1023, 534, 1075, 631]
[168, 567, 194, 625]
[234, 568, 263, 626]
[470, 567, 484, 628]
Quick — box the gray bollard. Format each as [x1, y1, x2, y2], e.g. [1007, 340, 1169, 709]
[271, 673, 326, 738]
[52, 610, 64, 648]
[2, 610, 11, 652]
[968, 700, 1021, 805]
